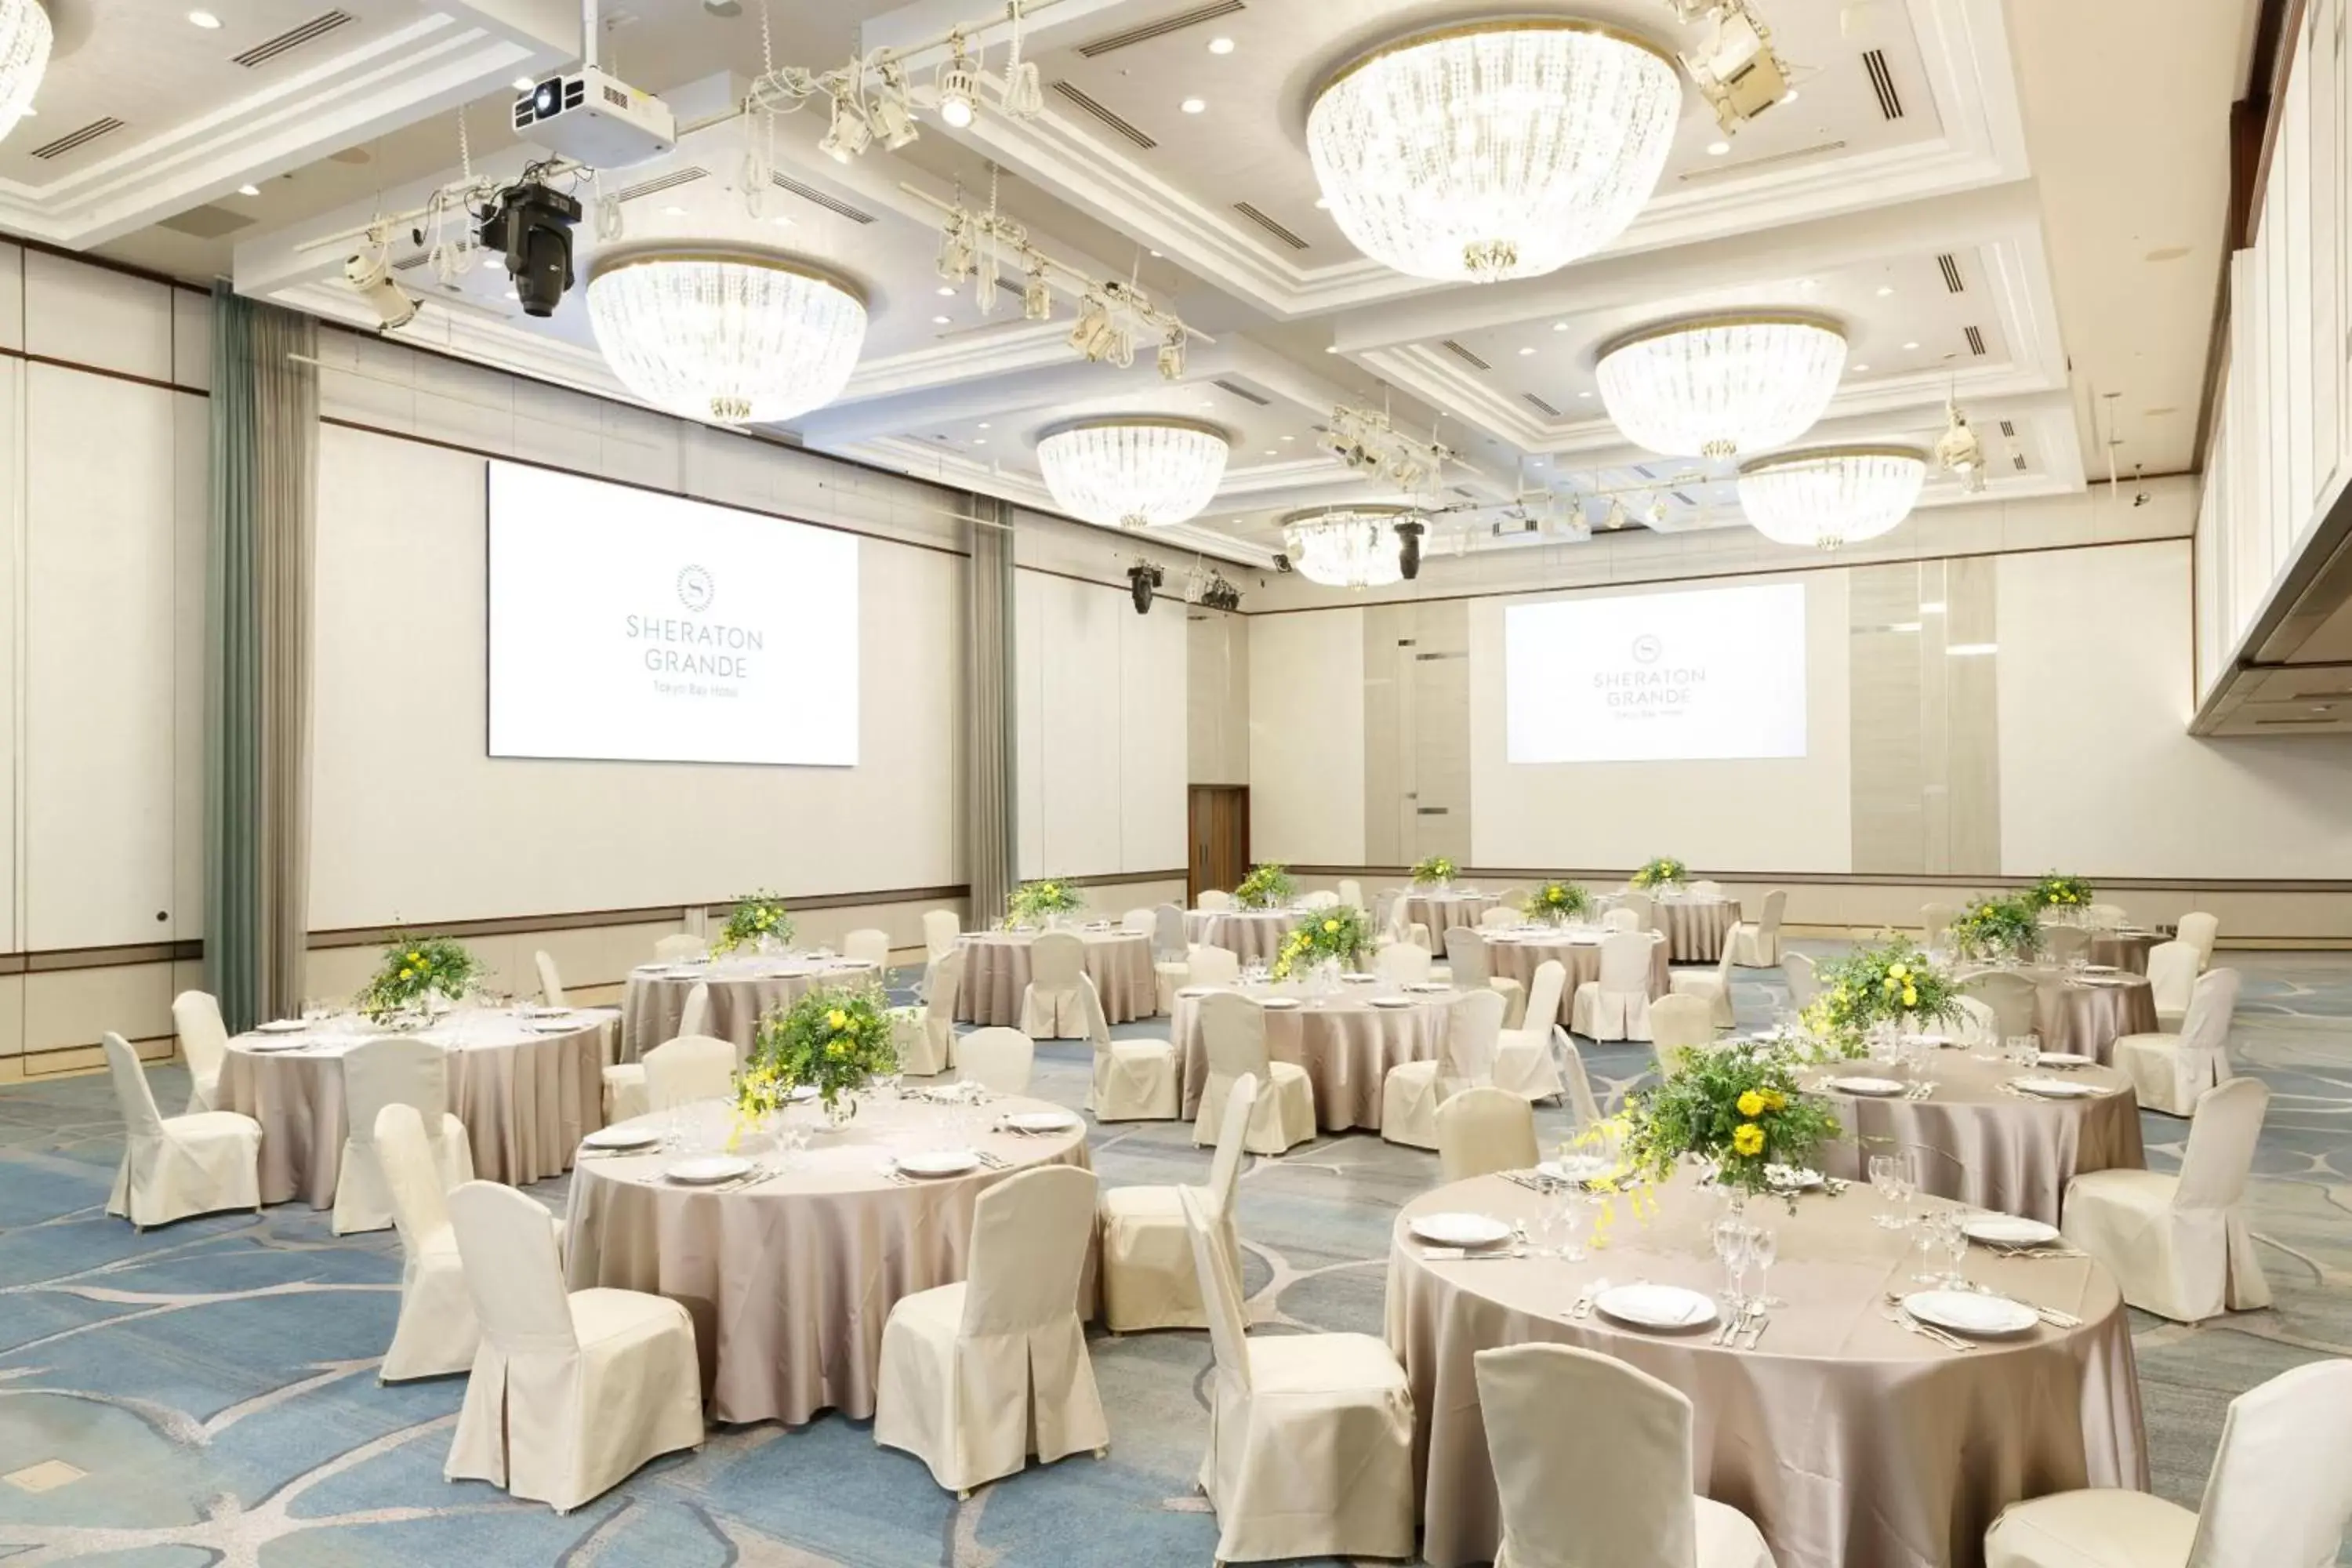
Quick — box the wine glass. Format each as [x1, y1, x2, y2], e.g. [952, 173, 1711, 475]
[1711, 1214, 1756, 1308]
[1868, 1154, 1902, 1229]
[1748, 1224, 1780, 1308]
[1889, 1151, 1919, 1225]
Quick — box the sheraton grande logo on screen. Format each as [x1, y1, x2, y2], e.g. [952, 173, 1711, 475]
[621, 564, 764, 678]
[1592, 630, 1708, 714]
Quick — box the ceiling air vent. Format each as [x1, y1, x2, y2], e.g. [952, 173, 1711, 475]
[1937, 252, 1965, 292]
[158, 204, 255, 239]
[769, 172, 876, 223]
[2012, 453, 2028, 470]
[1863, 49, 1904, 119]
[1076, 0, 1244, 56]
[1441, 339, 1492, 371]
[1671, 489, 1697, 506]
[614, 167, 706, 204]
[1232, 202, 1308, 250]
[1964, 325, 1987, 356]
[1998, 418, 2016, 437]
[1051, 82, 1156, 150]
[234, 9, 352, 67]
[1210, 379, 1270, 406]
[29, 117, 123, 159]
[1523, 392, 1562, 417]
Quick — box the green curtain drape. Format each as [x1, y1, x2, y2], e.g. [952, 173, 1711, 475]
[205, 286, 317, 1032]
[965, 495, 1018, 926]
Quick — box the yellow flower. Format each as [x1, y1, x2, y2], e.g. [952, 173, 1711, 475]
[1323, 919, 1340, 934]
[1902, 987, 1918, 1007]
[826, 1008, 848, 1030]
[1888, 963, 1908, 981]
[408, 951, 421, 963]
[1736, 1089, 1766, 1118]
[1882, 978, 1900, 995]
[1760, 1088, 1787, 1111]
[1732, 1123, 1766, 1156]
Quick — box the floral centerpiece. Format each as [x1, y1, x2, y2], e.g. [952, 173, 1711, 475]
[1272, 905, 1376, 981]
[1616, 1038, 1842, 1203]
[1947, 894, 2042, 962]
[1630, 856, 1688, 891]
[2025, 872, 2094, 911]
[1407, 855, 1457, 887]
[1520, 879, 1594, 925]
[354, 933, 480, 1024]
[1802, 935, 1962, 1054]
[1233, 862, 1297, 910]
[711, 890, 795, 955]
[1006, 878, 1083, 927]
[736, 982, 896, 1125]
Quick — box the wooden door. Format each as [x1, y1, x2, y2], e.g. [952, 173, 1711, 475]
[1189, 786, 1250, 902]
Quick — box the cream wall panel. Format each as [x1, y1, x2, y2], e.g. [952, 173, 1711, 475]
[1120, 601, 1186, 872]
[0, 358, 17, 956]
[0, 242, 23, 352]
[1013, 569, 1046, 880]
[1248, 608, 1366, 865]
[0, 975, 24, 1058]
[172, 394, 209, 942]
[1036, 572, 1123, 877]
[23, 252, 173, 383]
[24, 963, 172, 1054]
[1185, 610, 1249, 786]
[24, 367, 182, 949]
[171, 289, 212, 393]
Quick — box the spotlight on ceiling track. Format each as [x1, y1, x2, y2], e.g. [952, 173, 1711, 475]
[343, 250, 419, 331]
[1674, 1, 1791, 136]
[1126, 560, 1164, 615]
[1395, 517, 1425, 580]
[1934, 397, 1987, 492]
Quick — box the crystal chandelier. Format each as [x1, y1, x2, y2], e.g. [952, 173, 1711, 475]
[585, 251, 867, 425]
[1036, 418, 1230, 530]
[1595, 312, 1847, 459]
[1736, 445, 1927, 550]
[1280, 506, 1415, 590]
[1306, 20, 1681, 283]
[0, 0, 50, 144]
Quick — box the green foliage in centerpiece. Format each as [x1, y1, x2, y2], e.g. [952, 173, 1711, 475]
[1233, 862, 1297, 910]
[1271, 905, 1375, 980]
[1802, 935, 1962, 1054]
[354, 933, 480, 1022]
[1006, 878, 1084, 925]
[1616, 1038, 1842, 1200]
[1407, 855, 1457, 887]
[2025, 872, 2094, 910]
[1520, 879, 1594, 924]
[1630, 856, 1688, 891]
[736, 982, 896, 1116]
[712, 891, 794, 955]
[1947, 893, 2044, 961]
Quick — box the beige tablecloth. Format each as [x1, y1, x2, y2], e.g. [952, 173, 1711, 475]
[562, 1093, 1094, 1425]
[1617, 895, 1740, 961]
[1959, 967, 2158, 1064]
[1184, 908, 1305, 967]
[1402, 891, 1495, 938]
[622, 958, 880, 1062]
[1481, 930, 1671, 1026]
[1807, 1053, 2146, 1225]
[1171, 982, 1463, 1130]
[2087, 932, 2159, 975]
[218, 1008, 613, 1207]
[1388, 1171, 2146, 1568]
[956, 929, 1156, 1025]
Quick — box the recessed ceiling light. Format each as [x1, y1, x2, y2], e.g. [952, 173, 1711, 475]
[1577, 390, 1592, 398]
[1552, 321, 1569, 332]
[237, 183, 260, 197]
[1323, 346, 1337, 354]
[1279, 434, 1294, 442]
[1875, 285, 1894, 297]
[661, 205, 687, 216]
[771, 215, 794, 227]
[1313, 197, 1330, 210]
[1207, 36, 1235, 54]
[1706, 140, 1730, 156]
[1181, 97, 1206, 114]
[1149, 249, 1163, 258]
[1264, 448, 1278, 456]
[1903, 340, 1920, 350]
[1781, 88, 1800, 103]
[978, 422, 991, 430]
[512, 77, 535, 93]
[1852, 363, 1870, 372]
[1517, 346, 1536, 356]
[506, 289, 519, 301]
[1530, 459, 1545, 466]
[972, 438, 987, 446]
[1920, 600, 1947, 613]
[1947, 643, 1999, 657]
[936, 285, 956, 296]
[187, 9, 221, 27]
[1200, 400, 1214, 408]
[932, 314, 951, 325]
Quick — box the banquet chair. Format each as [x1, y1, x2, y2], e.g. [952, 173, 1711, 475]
[677, 982, 712, 1040]
[2085, 902, 2129, 931]
[606, 982, 705, 1120]
[1650, 994, 1717, 1080]
[2042, 925, 2092, 967]
[1668, 942, 1738, 1029]
[1922, 902, 1958, 948]
[1197, 889, 1234, 911]
[924, 909, 962, 962]
[1153, 904, 1190, 1012]
[892, 949, 965, 1077]
[2062, 1076, 2271, 1323]
[333, 1036, 475, 1236]
[1492, 960, 1568, 1102]
[1303, 890, 1340, 911]
[1983, 1357, 2352, 1568]
[1556, 1032, 1606, 1132]
[1123, 907, 1158, 935]
[1783, 950, 1820, 1008]
[1446, 926, 1527, 1029]
[1479, 904, 1520, 931]
[957, 1027, 1035, 1095]
[1086, 975, 1177, 1122]
[642, 1034, 735, 1112]
[1962, 970, 2039, 1042]
[1436, 1087, 1538, 1181]
[1602, 908, 1642, 935]
[1617, 889, 1656, 931]
[1180, 1186, 1415, 1565]
[1690, 880, 1725, 899]
[2146, 938, 2199, 1031]
[2176, 910, 2220, 971]
[1730, 890, 1788, 967]
[1337, 878, 1363, 909]
[2113, 967, 2241, 1116]
[1019, 931, 1090, 1040]
[172, 989, 230, 1115]
[101, 1032, 262, 1231]
[844, 927, 891, 972]
[1186, 943, 1241, 989]
[1382, 988, 1506, 1152]
[1376, 942, 1433, 986]
[1473, 1343, 1776, 1568]
[1100, 1073, 1256, 1332]
[1951, 995, 2000, 1051]
[443, 1181, 703, 1512]
[1193, 992, 1316, 1154]
[652, 933, 707, 964]
[875, 1164, 1109, 1496]
[535, 950, 568, 1008]
[1571, 931, 1657, 1043]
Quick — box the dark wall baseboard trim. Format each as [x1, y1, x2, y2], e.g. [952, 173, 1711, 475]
[1286, 866, 2352, 895]
[308, 885, 978, 949]
[0, 940, 207, 976]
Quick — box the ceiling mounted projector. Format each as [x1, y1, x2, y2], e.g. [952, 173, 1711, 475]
[512, 66, 676, 168]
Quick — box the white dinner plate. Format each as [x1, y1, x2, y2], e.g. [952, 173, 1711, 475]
[666, 1155, 753, 1185]
[1539, 1155, 1613, 1185]
[1901, 1032, 1953, 1049]
[1962, 1214, 2063, 1248]
[1825, 1076, 1908, 1097]
[252, 1019, 309, 1034]
[2013, 1076, 2100, 1098]
[241, 1037, 309, 1052]
[1175, 986, 1215, 1000]
[896, 1149, 982, 1178]
[1766, 1164, 1826, 1191]
[2082, 964, 2121, 975]
[1408, 1211, 1514, 1249]
[1006, 1110, 1079, 1133]
[785, 1084, 819, 1103]
[524, 1019, 581, 1034]
[1595, 1283, 1718, 1332]
[1258, 996, 1301, 1011]
[1406, 982, 1453, 994]
[1901, 1289, 2039, 1338]
[1341, 972, 1378, 983]
[1367, 996, 1415, 1009]
[519, 1004, 569, 1019]
[2036, 1052, 2096, 1069]
[582, 1125, 662, 1151]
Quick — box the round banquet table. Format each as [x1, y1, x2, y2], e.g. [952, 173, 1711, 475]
[1479, 927, 1671, 1027]
[621, 956, 880, 1062]
[1400, 891, 1495, 938]
[1806, 1051, 2144, 1226]
[1183, 907, 1305, 967]
[561, 1093, 1094, 1425]
[1606, 893, 1740, 962]
[1958, 965, 2158, 1064]
[1171, 981, 1465, 1131]
[1388, 1171, 2147, 1568]
[956, 927, 1156, 1025]
[218, 1007, 614, 1207]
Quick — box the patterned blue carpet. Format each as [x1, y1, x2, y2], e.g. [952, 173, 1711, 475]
[2, 949, 2348, 1565]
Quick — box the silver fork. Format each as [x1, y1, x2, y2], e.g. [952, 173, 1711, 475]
[1712, 1300, 1751, 1347]
[1566, 1278, 1610, 1319]
[1881, 1299, 1973, 1351]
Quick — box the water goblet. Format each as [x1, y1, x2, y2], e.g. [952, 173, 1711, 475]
[1711, 1214, 1756, 1308]
[1940, 1208, 1972, 1286]
[1868, 1154, 1900, 1229]
[1748, 1225, 1780, 1308]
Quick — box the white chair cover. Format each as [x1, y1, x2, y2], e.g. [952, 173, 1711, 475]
[2062, 1076, 2272, 1323]
[1669, 942, 1738, 1029]
[957, 1027, 1035, 1095]
[844, 927, 891, 971]
[375, 1102, 481, 1381]
[653, 932, 708, 963]
[1087, 975, 1177, 1121]
[1479, 905, 1519, 930]
[2146, 938, 2199, 1029]
[1602, 907, 1641, 935]
[1690, 880, 1723, 898]
[2085, 902, 2129, 930]
[1197, 890, 1234, 912]
[1377, 942, 1433, 985]
[1730, 889, 1787, 967]
[1101, 1074, 1257, 1332]
[1437, 1087, 1538, 1181]
[1185, 944, 1241, 989]
[1381, 989, 1506, 1151]
[608, 985, 701, 1124]
[1337, 879, 1363, 908]
[1153, 904, 1192, 1013]
[172, 990, 229, 1115]
[1493, 960, 1567, 1102]
[333, 1036, 475, 1236]
[1446, 925, 1526, 1026]
[1192, 993, 1316, 1154]
[1019, 931, 1089, 1040]
[1617, 889, 1655, 931]
[1152, 903, 1187, 959]
[535, 950, 567, 1008]
[444, 1181, 703, 1512]
[2176, 910, 2220, 971]
[1783, 949, 1819, 1008]
[102, 1032, 261, 1229]
[1475, 1342, 1776, 1568]
[1303, 890, 1340, 911]
[2115, 967, 2240, 1116]
[1123, 906, 1157, 935]
[1650, 993, 1716, 1079]
[1181, 1186, 1415, 1564]
[894, 949, 964, 1077]
[643, 1033, 735, 1112]
[677, 981, 712, 1044]
[1922, 902, 1958, 946]
[2042, 925, 2092, 966]
[1571, 932, 1656, 1042]
[1962, 970, 2039, 1041]
[923, 909, 962, 962]
[1555, 1029, 1605, 1132]
[1951, 994, 2000, 1051]
[874, 1164, 1109, 1494]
